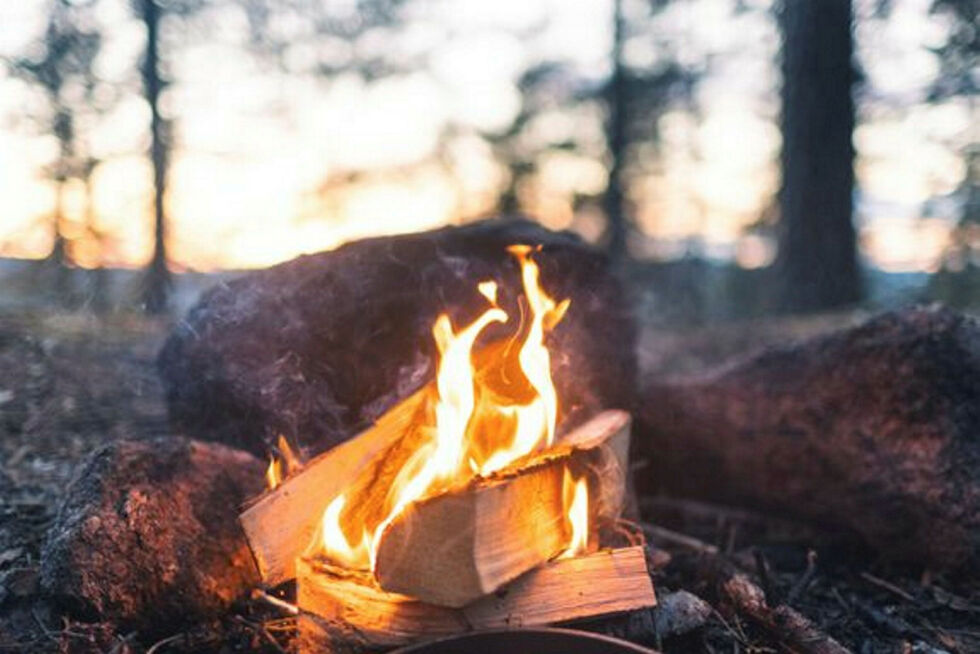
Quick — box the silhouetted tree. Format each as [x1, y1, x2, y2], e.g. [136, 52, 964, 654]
[604, 0, 629, 260]
[133, 0, 411, 313]
[775, 0, 862, 313]
[7, 0, 103, 305]
[486, 0, 694, 258]
[136, 0, 173, 314]
[926, 0, 979, 305]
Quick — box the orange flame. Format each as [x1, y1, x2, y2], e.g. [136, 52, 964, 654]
[320, 494, 371, 568]
[559, 469, 589, 559]
[319, 245, 581, 571]
[265, 457, 282, 490]
[265, 435, 303, 490]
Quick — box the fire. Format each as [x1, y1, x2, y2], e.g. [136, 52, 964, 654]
[265, 457, 282, 490]
[265, 435, 302, 490]
[559, 470, 589, 559]
[320, 494, 371, 569]
[318, 245, 585, 572]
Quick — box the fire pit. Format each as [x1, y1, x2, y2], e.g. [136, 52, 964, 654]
[239, 244, 655, 651]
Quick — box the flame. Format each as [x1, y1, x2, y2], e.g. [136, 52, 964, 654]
[318, 245, 581, 571]
[265, 435, 303, 490]
[265, 457, 282, 490]
[320, 494, 372, 569]
[559, 469, 589, 559]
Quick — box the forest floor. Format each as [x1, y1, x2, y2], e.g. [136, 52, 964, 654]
[0, 308, 978, 653]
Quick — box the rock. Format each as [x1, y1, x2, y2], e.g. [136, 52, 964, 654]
[637, 305, 980, 570]
[653, 590, 712, 638]
[40, 438, 264, 635]
[158, 219, 636, 458]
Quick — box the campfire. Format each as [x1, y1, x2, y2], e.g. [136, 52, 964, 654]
[239, 245, 655, 649]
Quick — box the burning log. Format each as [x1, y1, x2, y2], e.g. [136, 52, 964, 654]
[241, 407, 630, 593]
[232, 234, 645, 648]
[637, 306, 980, 570]
[240, 389, 429, 585]
[158, 219, 635, 459]
[295, 546, 656, 652]
[373, 410, 631, 606]
[39, 438, 264, 634]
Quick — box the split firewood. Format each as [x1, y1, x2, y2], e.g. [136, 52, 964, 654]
[242, 403, 629, 595]
[158, 219, 636, 459]
[295, 545, 656, 652]
[239, 389, 429, 585]
[40, 438, 264, 635]
[637, 306, 980, 570]
[373, 410, 631, 606]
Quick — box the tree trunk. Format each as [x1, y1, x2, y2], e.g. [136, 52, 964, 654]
[603, 0, 628, 262]
[140, 0, 172, 314]
[775, 0, 861, 313]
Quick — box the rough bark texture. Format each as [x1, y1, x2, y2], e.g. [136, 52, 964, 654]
[39, 438, 264, 634]
[158, 219, 636, 458]
[776, 0, 861, 312]
[637, 306, 980, 570]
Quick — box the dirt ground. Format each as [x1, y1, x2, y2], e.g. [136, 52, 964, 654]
[1, 309, 978, 653]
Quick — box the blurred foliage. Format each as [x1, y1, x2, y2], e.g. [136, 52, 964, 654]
[4, 0, 112, 307]
[485, 0, 701, 251]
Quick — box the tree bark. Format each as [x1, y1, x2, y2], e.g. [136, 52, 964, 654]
[158, 219, 636, 459]
[636, 306, 980, 571]
[776, 0, 861, 313]
[139, 0, 172, 314]
[40, 438, 263, 635]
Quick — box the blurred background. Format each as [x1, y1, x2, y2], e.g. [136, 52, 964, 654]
[0, 0, 976, 322]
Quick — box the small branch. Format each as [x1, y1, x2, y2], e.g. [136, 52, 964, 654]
[640, 522, 719, 555]
[685, 554, 851, 654]
[146, 634, 185, 654]
[859, 572, 915, 602]
[233, 615, 288, 654]
[251, 588, 300, 616]
[787, 549, 818, 604]
[753, 549, 777, 606]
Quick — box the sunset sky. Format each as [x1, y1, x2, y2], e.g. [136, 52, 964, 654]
[0, 0, 971, 273]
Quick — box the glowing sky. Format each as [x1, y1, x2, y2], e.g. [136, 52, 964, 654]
[0, 0, 970, 272]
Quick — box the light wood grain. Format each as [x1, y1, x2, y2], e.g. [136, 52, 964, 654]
[374, 410, 632, 607]
[297, 545, 656, 651]
[239, 388, 430, 584]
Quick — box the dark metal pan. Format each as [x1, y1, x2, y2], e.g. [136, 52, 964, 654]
[391, 627, 657, 654]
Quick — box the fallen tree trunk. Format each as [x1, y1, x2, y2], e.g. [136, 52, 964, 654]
[40, 438, 264, 635]
[637, 306, 980, 570]
[158, 219, 636, 459]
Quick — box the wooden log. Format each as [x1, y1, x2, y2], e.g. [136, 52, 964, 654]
[158, 219, 637, 460]
[372, 410, 630, 607]
[241, 399, 629, 591]
[636, 306, 980, 570]
[40, 438, 264, 636]
[296, 545, 656, 652]
[239, 389, 429, 585]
